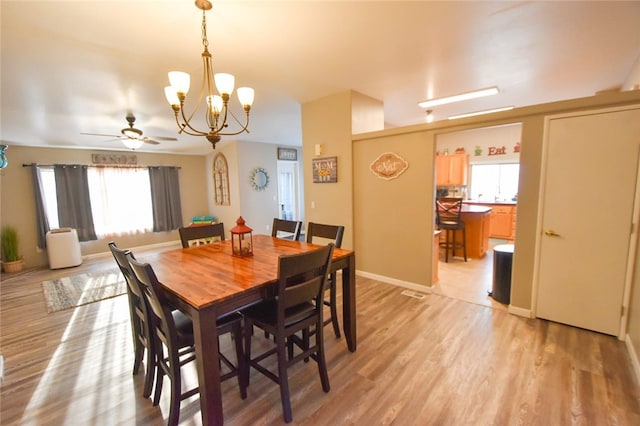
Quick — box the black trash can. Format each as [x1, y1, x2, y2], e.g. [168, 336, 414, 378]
[491, 244, 514, 304]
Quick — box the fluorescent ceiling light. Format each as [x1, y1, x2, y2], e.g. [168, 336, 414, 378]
[447, 106, 515, 120]
[418, 86, 499, 108]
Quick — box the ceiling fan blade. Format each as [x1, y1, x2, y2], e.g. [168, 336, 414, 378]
[81, 132, 121, 138]
[150, 136, 178, 141]
[143, 139, 160, 145]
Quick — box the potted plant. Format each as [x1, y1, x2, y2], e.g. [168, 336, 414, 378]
[2, 225, 24, 273]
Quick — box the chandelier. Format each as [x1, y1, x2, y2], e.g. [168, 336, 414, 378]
[164, 0, 254, 149]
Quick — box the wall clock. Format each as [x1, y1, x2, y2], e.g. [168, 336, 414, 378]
[249, 167, 269, 191]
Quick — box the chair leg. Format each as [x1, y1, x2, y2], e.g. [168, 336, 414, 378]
[315, 324, 331, 393]
[243, 320, 253, 388]
[276, 336, 293, 423]
[232, 321, 248, 399]
[445, 229, 450, 263]
[462, 227, 467, 262]
[168, 360, 181, 426]
[142, 341, 155, 398]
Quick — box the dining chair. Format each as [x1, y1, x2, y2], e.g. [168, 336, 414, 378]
[436, 197, 467, 262]
[271, 218, 302, 241]
[306, 222, 344, 338]
[178, 222, 225, 248]
[126, 252, 246, 426]
[241, 243, 334, 423]
[108, 241, 155, 399]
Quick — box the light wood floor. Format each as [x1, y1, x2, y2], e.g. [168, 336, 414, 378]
[1, 246, 639, 425]
[435, 239, 510, 311]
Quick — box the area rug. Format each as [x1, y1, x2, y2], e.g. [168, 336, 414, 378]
[42, 268, 126, 313]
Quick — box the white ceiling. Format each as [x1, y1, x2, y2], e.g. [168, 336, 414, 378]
[2, 1, 639, 156]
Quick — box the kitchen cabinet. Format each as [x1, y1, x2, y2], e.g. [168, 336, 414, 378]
[490, 205, 516, 239]
[464, 202, 517, 240]
[436, 154, 468, 186]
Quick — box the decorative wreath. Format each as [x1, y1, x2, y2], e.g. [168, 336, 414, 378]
[249, 167, 270, 191]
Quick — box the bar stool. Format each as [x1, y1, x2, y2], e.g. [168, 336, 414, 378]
[436, 197, 467, 262]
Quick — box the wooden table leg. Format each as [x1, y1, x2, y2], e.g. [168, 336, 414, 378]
[191, 306, 224, 425]
[342, 254, 357, 352]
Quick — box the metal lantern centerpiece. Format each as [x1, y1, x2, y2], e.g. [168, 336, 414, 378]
[230, 216, 253, 257]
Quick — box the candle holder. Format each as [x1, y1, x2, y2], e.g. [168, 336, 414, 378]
[230, 216, 253, 257]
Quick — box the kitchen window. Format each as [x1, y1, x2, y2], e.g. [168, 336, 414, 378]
[469, 163, 519, 202]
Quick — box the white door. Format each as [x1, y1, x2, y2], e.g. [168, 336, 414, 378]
[535, 106, 640, 336]
[277, 160, 299, 221]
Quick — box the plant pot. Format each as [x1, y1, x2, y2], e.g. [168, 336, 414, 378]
[2, 258, 24, 273]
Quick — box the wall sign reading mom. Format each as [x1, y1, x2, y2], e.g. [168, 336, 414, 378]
[312, 156, 338, 183]
[370, 152, 409, 180]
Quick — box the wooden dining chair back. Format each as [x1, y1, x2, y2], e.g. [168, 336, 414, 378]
[306, 222, 344, 337]
[241, 243, 334, 423]
[178, 223, 225, 248]
[108, 241, 155, 398]
[127, 252, 246, 426]
[271, 218, 302, 241]
[436, 197, 467, 262]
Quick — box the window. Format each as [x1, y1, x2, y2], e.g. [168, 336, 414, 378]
[87, 167, 153, 237]
[38, 166, 154, 238]
[470, 163, 519, 202]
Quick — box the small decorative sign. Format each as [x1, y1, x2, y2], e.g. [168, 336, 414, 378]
[370, 152, 409, 180]
[277, 147, 298, 161]
[312, 156, 338, 183]
[92, 153, 137, 165]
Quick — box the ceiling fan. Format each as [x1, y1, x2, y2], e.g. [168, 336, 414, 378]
[81, 113, 178, 149]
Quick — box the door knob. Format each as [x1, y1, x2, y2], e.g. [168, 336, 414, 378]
[544, 230, 560, 237]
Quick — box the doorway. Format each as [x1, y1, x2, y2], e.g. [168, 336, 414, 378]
[277, 160, 300, 221]
[434, 124, 522, 310]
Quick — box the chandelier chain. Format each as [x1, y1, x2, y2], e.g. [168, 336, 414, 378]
[201, 10, 209, 52]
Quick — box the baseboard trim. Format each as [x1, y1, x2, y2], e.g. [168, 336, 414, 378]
[356, 270, 434, 293]
[625, 334, 640, 386]
[508, 305, 533, 318]
[83, 240, 181, 260]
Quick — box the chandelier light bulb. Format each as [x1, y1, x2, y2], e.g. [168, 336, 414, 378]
[168, 71, 190, 95]
[164, 86, 179, 107]
[214, 73, 235, 96]
[237, 87, 255, 107]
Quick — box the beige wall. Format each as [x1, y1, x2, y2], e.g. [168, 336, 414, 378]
[302, 91, 354, 249]
[205, 141, 301, 238]
[0, 146, 209, 267]
[353, 131, 435, 285]
[302, 89, 640, 346]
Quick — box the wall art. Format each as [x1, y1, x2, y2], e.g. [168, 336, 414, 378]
[369, 152, 409, 180]
[312, 156, 338, 183]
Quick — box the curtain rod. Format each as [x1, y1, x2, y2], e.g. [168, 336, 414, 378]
[22, 163, 181, 169]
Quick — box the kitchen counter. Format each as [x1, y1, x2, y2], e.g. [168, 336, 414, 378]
[464, 200, 517, 206]
[437, 204, 491, 260]
[461, 204, 493, 213]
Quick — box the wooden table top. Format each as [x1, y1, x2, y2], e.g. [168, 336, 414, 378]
[140, 234, 354, 310]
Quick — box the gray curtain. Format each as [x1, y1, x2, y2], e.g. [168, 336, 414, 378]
[54, 164, 97, 241]
[148, 166, 183, 232]
[29, 165, 50, 249]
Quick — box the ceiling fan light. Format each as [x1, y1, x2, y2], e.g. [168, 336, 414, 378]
[237, 87, 255, 107]
[122, 128, 142, 139]
[164, 86, 180, 106]
[121, 138, 144, 150]
[168, 71, 190, 95]
[214, 73, 235, 95]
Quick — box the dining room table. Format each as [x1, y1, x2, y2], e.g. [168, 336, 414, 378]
[139, 234, 356, 425]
